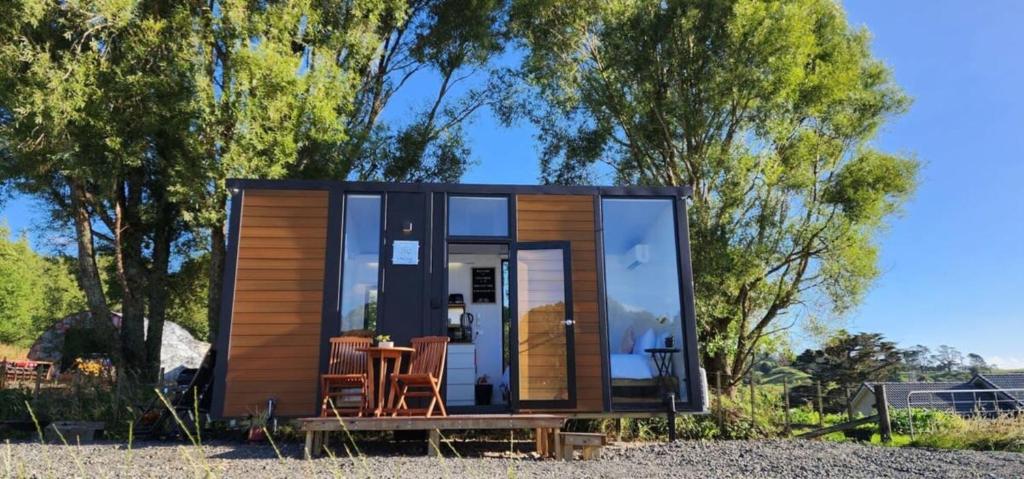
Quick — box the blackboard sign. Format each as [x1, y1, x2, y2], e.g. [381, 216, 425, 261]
[472, 267, 496, 303]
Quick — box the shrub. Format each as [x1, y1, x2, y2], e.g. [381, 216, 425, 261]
[889, 408, 960, 435]
[60, 323, 118, 370]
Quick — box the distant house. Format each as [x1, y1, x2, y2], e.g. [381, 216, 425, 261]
[851, 373, 1024, 416]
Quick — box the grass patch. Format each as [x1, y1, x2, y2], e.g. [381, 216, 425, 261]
[0, 344, 29, 359]
[911, 415, 1024, 453]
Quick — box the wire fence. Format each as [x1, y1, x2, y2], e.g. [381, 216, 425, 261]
[704, 371, 866, 438]
[704, 371, 1024, 440]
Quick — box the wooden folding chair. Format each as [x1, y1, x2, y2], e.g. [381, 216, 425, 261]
[390, 336, 449, 417]
[320, 337, 372, 416]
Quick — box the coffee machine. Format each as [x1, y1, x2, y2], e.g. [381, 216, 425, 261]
[447, 294, 474, 342]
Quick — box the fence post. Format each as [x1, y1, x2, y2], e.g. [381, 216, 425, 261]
[1, 358, 7, 389]
[815, 381, 824, 428]
[716, 371, 723, 431]
[875, 384, 892, 443]
[782, 377, 791, 435]
[846, 387, 854, 422]
[749, 373, 756, 430]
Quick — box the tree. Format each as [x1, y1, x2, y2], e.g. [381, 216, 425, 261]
[900, 344, 933, 380]
[197, 0, 512, 335]
[932, 345, 963, 373]
[966, 353, 990, 375]
[2, 1, 509, 378]
[792, 330, 903, 410]
[510, 0, 918, 391]
[0, 227, 44, 344]
[0, 225, 86, 345]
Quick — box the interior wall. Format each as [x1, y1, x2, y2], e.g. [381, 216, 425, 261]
[447, 253, 506, 404]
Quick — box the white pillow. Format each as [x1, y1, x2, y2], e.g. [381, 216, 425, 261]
[633, 328, 657, 355]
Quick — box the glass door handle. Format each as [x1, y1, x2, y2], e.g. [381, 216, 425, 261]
[564, 319, 575, 326]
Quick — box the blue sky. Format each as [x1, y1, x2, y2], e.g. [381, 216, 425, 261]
[2, 1, 1021, 367]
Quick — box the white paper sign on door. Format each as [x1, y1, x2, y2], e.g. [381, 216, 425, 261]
[392, 240, 420, 265]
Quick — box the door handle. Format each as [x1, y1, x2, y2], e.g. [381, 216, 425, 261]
[564, 319, 575, 326]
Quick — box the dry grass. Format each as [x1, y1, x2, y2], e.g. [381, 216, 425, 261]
[912, 414, 1024, 453]
[0, 344, 30, 360]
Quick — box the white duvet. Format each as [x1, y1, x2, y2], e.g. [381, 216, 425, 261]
[610, 353, 654, 379]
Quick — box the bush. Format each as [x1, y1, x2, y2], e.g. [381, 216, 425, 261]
[60, 323, 118, 370]
[889, 408, 959, 435]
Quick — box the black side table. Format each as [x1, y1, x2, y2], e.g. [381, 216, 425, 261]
[645, 347, 681, 441]
[644, 347, 681, 393]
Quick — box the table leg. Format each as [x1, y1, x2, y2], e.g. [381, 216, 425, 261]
[385, 355, 403, 415]
[365, 354, 377, 417]
[375, 356, 387, 416]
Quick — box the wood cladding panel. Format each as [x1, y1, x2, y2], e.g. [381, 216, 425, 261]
[516, 194, 603, 412]
[224, 189, 328, 417]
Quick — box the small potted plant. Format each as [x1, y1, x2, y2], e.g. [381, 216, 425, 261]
[246, 407, 270, 443]
[475, 375, 493, 406]
[376, 334, 394, 349]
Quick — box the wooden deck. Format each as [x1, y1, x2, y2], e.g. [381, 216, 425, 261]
[296, 414, 567, 459]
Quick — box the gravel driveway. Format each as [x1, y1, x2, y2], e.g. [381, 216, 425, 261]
[3, 439, 1022, 478]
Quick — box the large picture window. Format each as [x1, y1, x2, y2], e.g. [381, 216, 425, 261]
[601, 198, 686, 405]
[448, 196, 509, 237]
[339, 195, 382, 334]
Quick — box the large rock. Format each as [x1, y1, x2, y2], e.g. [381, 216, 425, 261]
[27, 311, 210, 380]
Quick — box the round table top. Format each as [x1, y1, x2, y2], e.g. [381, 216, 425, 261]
[356, 346, 415, 354]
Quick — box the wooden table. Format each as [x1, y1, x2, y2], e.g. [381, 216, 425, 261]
[357, 346, 414, 417]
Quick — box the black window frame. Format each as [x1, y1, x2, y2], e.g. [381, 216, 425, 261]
[598, 194, 703, 413]
[337, 192, 386, 335]
[445, 193, 513, 242]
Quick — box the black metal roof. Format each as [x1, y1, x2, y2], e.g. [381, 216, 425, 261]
[859, 374, 1024, 413]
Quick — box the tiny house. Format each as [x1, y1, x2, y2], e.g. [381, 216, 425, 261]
[211, 179, 706, 418]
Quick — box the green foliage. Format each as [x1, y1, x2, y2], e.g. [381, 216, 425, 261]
[0, 389, 32, 421]
[792, 330, 903, 410]
[0, 225, 86, 345]
[910, 415, 1024, 453]
[1, 1, 509, 370]
[60, 324, 119, 370]
[167, 255, 211, 341]
[758, 366, 811, 386]
[889, 408, 960, 436]
[511, 0, 918, 389]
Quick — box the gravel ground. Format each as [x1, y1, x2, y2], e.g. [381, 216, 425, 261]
[2, 439, 1022, 478]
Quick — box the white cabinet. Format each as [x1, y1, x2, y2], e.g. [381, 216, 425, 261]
[446, 344, 476, 406]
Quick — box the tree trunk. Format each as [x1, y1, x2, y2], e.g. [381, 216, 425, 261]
[145, 202, 175, 381]
[206, 193, 227, 341]
[118, 180, 148, 380]
[67, 180, 121, 361]
[68, 181, 111, 322]
[705, 350, 735, 396]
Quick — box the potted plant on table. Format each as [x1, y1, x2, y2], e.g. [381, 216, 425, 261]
[376, 335, 394, 349]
